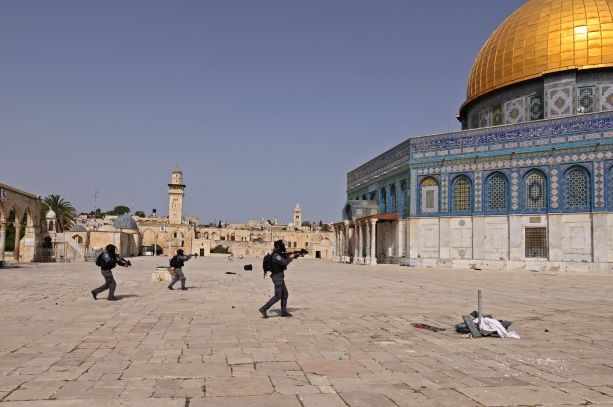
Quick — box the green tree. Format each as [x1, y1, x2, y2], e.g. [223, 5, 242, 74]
[134, 210, 146, 217]
[217, 220, 222, 228]
[210, 245, 230, 254]
[106, 205, 130, 216]
[320, 223, 332, 232]
[40, 194, 77, 232]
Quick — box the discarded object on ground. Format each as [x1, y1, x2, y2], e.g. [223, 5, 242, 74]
[243, 264, 253, 271]
[456, 290, 520, 339]
[225, 271, 237, 275]
[411, 323, 446, 332]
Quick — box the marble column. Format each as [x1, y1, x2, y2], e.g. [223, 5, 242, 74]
[340, 226, 346, 261]
[333, 228, 338, 259]
[364, 220, 371, 265]
[356, 222, 364, 264]
[0, 221, 6, 267]
[343, 223, 349, 261]
[370, 219, 378, 265]
[13, 221, 21, 262]
[397, 220, 404, 258]
[353, 223, 359, 263]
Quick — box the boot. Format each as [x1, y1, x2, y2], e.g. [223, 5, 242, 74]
[91, 290, 97, 300]
[259, 307, 268, 319]
[107, 297, 118, 301]
[280, 309, 292, 317]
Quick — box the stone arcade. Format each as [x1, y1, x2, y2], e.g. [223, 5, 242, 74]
[334, 0, 613, 273]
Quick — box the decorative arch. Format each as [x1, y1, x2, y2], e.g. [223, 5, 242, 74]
[379, 187, 387, 213]
[390, 184, 397, 213]
[563, 165, 591, 211]
[485, 172, 508, 212]
[420, 177, 439, 214]
[451, 175, 472, 212]
[72, 234, 84, 244]
[523, 169, 547, 211]
[608, 165, 613, 208]
[400, 179, 409, 217]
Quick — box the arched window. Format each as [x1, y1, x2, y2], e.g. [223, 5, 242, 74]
[524, 170, 546, 210]
[609, 166, 613, 208]
[401, 179, 409, 217]
[369, 191, 376, 201]
[380, 188, 387, 213]
[564, 166, 591, 209]
[420, 177, 439, 213]
[390, 184, 397, 213]
[485, 172, 508, 212]
[452, 176, 471, 212]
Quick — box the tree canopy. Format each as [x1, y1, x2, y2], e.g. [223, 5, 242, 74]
[106, 206, 130, 216]
[40, 194, 77, 232]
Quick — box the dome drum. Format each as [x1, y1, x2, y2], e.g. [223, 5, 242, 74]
[460, 0, 613, 130]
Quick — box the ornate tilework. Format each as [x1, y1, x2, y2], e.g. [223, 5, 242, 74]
[578, 86, 596, 114]
[486, 173, 508, 211]
[525, 171, 546, 209]
[550, 168, 559, 209]
[601, 85, 613, 111]
[414, 151, 611, 176]
[548, 87, 572, 117]
[475, 171, 483, 211]
[564, 167, 590, 209]
[595, 161, 604, 207]
[492, 105, 503, 126]
[479, 109, 491, 128]
[528, 94, 544, 121]
[441, 175, 449, 212]
[348, 112, 613, 192]
[609, 166, 613, 209]
[420, 177, 439, 213]
[452, 177, 470, 211]
[511, 170, 519, 210]
[504, 97, 525, 124]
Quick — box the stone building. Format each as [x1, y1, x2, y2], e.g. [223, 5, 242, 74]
[334, 0, 613, 273]
[0, 183, 42, 266]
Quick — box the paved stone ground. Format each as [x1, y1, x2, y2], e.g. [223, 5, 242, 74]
[1, 256, 613, 406]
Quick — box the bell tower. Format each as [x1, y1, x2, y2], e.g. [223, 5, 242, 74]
[293, 203, 302, 229]
[168, 169, 185, 224]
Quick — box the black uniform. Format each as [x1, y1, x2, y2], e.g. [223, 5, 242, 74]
[91, 245, 129, 301]
[260, 249, 292, 317]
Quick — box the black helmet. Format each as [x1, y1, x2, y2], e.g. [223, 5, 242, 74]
[177, 249, 184, 256]
[274, 240, 286, 253]
[105, 244, 116, 256]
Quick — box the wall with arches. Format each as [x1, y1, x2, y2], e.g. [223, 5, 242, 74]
[0, 183, 42, 264]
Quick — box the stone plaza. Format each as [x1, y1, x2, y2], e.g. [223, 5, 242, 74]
[1, 257, 613, 406]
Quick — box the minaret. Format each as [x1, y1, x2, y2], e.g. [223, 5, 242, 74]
[293, 203, 302, 229]
[168, 169, 185, 224]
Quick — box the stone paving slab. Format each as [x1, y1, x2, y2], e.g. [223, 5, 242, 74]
[1, 256, 613, 406]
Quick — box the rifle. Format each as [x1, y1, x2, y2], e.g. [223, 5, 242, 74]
[117, 255, 132, 267]
[284, 249, 308, 259]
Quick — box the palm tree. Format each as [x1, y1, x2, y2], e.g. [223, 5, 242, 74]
[41, 194, 77, 232]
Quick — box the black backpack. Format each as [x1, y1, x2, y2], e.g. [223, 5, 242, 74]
[262, 253, 272, 275]
[95, 253, 114, 269]
[169, 255, 179, 268]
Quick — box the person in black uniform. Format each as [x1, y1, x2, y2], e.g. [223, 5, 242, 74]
[259, 240, 298, 318]
[168, 249, 193, 290]
[91, 244, 131, 301]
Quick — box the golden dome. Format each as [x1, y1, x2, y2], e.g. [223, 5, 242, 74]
[465, 0, 613, 105]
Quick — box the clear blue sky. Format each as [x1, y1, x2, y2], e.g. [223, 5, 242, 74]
[1, 0, 525, 223]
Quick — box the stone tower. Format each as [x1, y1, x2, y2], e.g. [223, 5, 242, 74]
[293, 203, 302, 229]
[168, 169, 185, 225]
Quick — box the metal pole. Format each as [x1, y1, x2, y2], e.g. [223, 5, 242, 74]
[477, 290, 483, 328]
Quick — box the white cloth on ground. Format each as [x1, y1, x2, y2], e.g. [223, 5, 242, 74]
[474, 317, 520, 339]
